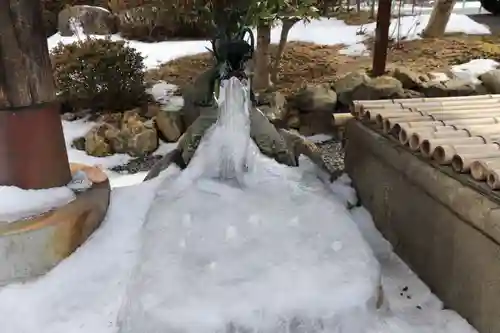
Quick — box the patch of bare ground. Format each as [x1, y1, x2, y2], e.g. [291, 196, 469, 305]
[368, 33, 500, 73]
[330, 10, 376, 25]
[146, 42, 371, 95]
[146, 34, 500, 98]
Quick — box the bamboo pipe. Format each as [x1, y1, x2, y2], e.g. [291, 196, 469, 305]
[406, 127, 463, 150]
[447, 117, 500, 126]
[394, 121, 445, 137]
[355, 94, 500, 108]
[464, 124, 500, 137]
[382, 115, 440, 133]
[487, 168, 500, 190]
[372, 110, 417, 123]
[413, 103, 500, 112]
[363, 108, 414, 120]
[470, 159, 500, 181]
[354, 99, 398, 107]
[395, 94, 500, 103]
[399, 120, 445, 128]
[429, 108, 500, 118]
[420, 136, 487, 158]
[333, 113, 353, 127]
[433, 112, 500, 121]
[451, 151, 500, 173]
[432, 143, 500, 165]
[356, 95, 500, 117]
[399, 126, 436, 145]
[362, 103, 500, 118]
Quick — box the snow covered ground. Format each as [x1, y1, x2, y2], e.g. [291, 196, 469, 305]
[47, 13, 491, 67]
[0, 78, 477, 333]
[0, 10, 493, 332]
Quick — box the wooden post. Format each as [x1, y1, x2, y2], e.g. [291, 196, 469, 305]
[371, 0, 392, 77]
[0, 0, 71, 189]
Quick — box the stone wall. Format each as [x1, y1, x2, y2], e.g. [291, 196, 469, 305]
[345, 120, 500, 333]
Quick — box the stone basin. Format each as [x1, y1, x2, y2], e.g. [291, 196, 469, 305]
[0, 163, 111, 286]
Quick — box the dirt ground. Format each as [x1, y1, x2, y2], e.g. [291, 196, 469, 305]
[146, 33, 500, 97]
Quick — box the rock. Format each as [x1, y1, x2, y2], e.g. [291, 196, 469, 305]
[286, 112, 301, 129]
[127, 127, 158, 157]
[400, 89, 425, 99]
[97, 112, 123, 126]
[143, 104, 161, 118]
[121, 111, 158, 156]
[72, 137, 86, 151]
[442, 79, 480, 96]
[420, 81, 447, 97]
[106, 125, 128, 154]
[177, 106, 297, 167]
[299, 111, 335, 135]
[181, 68, 218, 127]
[256, 91, 287, 124]
[155, 109, 184, 142]
[279, 129, 331, 174]
[351, 76, 404, 101]
[84, 110, 158, 157]
[392, 67, 426, 90]
[84, 123, 115, 157]
[421, 79, 480, 97]
[427, 72, 452, 82]
[333, 71, 370, 105]
[479, 69, 500, 93]
[61, 112, 77, 121]
[290, 84, 337, 113]
[58, 5, 116, 36]
[250, 109, 297, 166]
[144, 149, 186, 181]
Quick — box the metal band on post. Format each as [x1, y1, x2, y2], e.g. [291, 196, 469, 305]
[0, 101, 72, 189]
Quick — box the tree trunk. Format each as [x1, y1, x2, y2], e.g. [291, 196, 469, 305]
[371, 0, 392, 76]
[270, 18, 298, 84]
[0, 0, 71, 189]
[421, 0, 456, 38]
[370, 0, 376, 18]
[253, 20, 272, 91]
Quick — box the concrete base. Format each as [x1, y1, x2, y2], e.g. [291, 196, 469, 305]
[0, 164, 111, 286]
[345, 120, 500, 333]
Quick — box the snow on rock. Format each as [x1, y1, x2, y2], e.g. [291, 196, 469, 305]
[451, 59, 500, 82]
[62, 118, 133, 171]
[0, 186, 75, 223]
[148, 81, 184, 111]
[0, 174, 166, 333]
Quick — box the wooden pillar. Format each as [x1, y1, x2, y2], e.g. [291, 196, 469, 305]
[0, 0, 71, 189]
[371, 0, 392, 77]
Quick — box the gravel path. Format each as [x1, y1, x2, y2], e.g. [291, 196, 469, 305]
[317, 139, 345, 175]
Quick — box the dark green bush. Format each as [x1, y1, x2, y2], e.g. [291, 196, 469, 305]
[51, 38, 148, 112]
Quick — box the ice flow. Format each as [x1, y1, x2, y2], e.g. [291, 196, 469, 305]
[117, 77, 382, 333]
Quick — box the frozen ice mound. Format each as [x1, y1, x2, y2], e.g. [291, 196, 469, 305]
[117, 167, 381, 333]
[117, 77, 381, 332]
